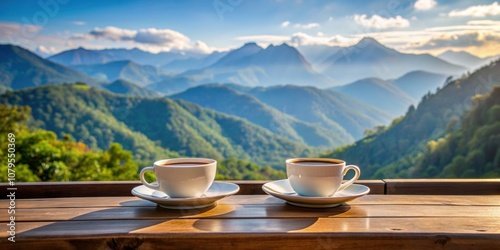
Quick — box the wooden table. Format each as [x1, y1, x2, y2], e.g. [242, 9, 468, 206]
[1, 194, 499, 249]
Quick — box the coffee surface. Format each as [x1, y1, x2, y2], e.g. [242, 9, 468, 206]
[160, 162, 207, 167]
[291, 160, 343, 165]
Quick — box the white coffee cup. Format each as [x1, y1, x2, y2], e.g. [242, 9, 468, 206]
[140, 158, 217, 198]
[286, 158, 361, 197]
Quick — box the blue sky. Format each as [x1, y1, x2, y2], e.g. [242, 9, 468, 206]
[0, 0, 499, 57]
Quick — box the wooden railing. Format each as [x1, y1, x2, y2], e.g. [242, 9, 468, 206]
[1, 179, 499, 198]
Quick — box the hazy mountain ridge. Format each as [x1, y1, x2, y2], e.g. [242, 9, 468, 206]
[332, 77, 415, 117]
[438, 50, 498, 70]
[227, 84, 392, 140]
[332, 70, 449, 117]
[49, 47, 204, 67]
[162, 51, 228, 74]
[319, 38, 467, 84]
[0, 44, 100, 89]
[392, 70, 448, 100]
[70, 60, 169, 87]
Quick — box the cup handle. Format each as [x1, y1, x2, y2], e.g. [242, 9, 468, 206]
[337, 165, 361, 192]
[140, 166, 160, 190]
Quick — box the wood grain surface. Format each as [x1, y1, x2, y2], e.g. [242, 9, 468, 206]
[1, 195, 499, 249]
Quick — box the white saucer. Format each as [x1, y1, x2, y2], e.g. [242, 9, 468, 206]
[131, 181, 239, 209]
[262, 179, 370, 208]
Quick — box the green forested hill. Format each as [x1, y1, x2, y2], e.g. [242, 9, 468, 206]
[171, 84, 338, 147]
[1, 84, 178, 163]
[0, 105, 138, 182]
[323, 60, 500, 179]
[409, 87, 500, 178]
[0, 104, 286, 182]
[0, 84, 312, 168]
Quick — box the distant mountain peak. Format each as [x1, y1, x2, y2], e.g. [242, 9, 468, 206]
[437, 49, 489, 69]
[235, 42, 262, 51]
[242, 42, 261, 49]
[356, 37, 387, 50]
[210, 42, 263, 66]
[266, 43, 295, 51]
[439, 50, 478, 58]
[75, 46, 91, 51]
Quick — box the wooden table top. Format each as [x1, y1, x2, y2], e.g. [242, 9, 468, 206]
[1, 194, 499, 249]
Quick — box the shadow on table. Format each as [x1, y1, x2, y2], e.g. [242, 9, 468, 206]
[193, 196, 353, 232]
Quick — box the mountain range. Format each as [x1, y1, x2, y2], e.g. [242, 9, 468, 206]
[165, 43, 335, 89]
[40, 38, 497, 97]
[1, 40, 499, 179]
[318, 37, 467, 84]
[48, 47, 202, 67]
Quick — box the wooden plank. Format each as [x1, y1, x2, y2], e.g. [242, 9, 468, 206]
[3, 218, 499, 236]
[1, 218, 498, 250]
[3, 203, 499, 222]
[385, 179, 500, 195]
[357, 180, 385, 194]
[3, 195, 500, 209]
[3, 235, 498, 250]
[0, 180, 385, 199]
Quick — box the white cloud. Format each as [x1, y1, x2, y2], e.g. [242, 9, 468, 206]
[72, 21, 86, 26]
[88, 26, 136, 41]
[354, 14, 410, 29]
[235, 32, 356, 47]
[449, 2, 500, 17]
[71, 33, 94, 40]
[409, 31, 500, 49]
[36, 45, 59, 55]
[294, 23, 320, 29]
[414, 0, 437, 11]
[134, 28, 191, 46]
[281, 21, 320, 29]
[235, 35, 289, 44]
[467, 19, 500, 26]
[0, 22, 42, 41]
[74, 26, 214, 53]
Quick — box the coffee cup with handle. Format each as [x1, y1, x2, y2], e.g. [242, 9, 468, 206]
[140, 158, 217, 198]
[286, 158, 360, 197]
